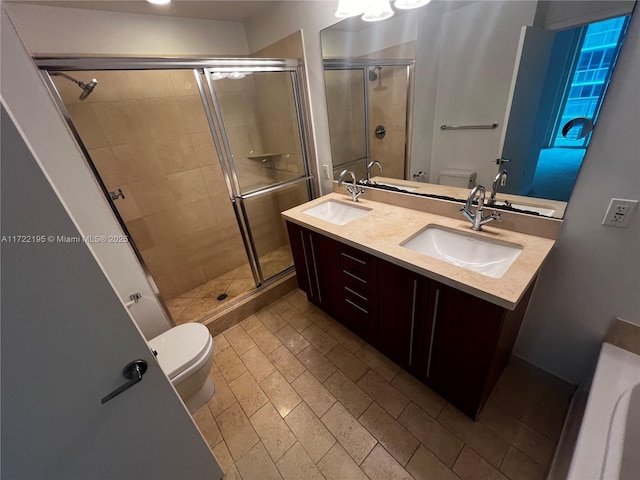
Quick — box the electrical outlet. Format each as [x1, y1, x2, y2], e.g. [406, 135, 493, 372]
[602, 198, 638, 227]
[322, 164, 330, 179]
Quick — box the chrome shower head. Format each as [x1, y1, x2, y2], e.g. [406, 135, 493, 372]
[78, 79, 98, 100]
[50, 72, 98, 101]
[368, 66, 382, 82]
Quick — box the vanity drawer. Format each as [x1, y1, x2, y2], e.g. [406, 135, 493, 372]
[341, 285, 378, 345]
[339, 244, 376, 280]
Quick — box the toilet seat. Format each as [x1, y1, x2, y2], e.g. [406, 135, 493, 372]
[149, 323, 212, 379]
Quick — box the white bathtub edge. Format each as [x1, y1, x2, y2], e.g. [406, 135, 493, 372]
[567, 343, 640, 480]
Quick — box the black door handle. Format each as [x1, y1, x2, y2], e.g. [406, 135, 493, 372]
[101, 360, 148, 405]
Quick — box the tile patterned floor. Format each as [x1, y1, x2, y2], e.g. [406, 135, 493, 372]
[193, 290, 574, 480]
[166, 246, 293, 324]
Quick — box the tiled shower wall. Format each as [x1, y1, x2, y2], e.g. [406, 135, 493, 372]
[54, 68, 300, 301]
[368, 65, 409, 180]
[364, 43, 415, 181]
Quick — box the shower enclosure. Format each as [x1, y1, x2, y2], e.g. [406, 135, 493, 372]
[323, 59, 414, 181]
[38, 58, 314, 324]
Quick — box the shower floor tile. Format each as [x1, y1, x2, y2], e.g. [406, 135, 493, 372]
[168, 245, 293, 325]
[193, 291, 574, 480]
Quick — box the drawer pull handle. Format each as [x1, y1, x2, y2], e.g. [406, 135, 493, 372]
[309, 234, 322, 304]
[344, 286, 367, 301]
[300, 231, 314, 298]
[409, 279, 417, 366]
[343, 270, 367, 284]
[341, 252, 366, 265]
[345, 298, 368, 314]
[426, 288, 440, 378]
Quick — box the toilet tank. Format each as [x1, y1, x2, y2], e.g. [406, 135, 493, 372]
[438, 169, 477, 188]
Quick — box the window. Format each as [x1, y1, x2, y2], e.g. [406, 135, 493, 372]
[551, 15, 629, 147]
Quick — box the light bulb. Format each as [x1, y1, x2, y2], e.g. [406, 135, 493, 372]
[394, 0, 432, 9]
[335, 0, 368, 18]
[362, 0, 394, 22]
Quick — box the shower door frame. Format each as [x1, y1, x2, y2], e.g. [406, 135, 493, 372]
[36, 57, 316, 318]
[323, 58, 415, 179]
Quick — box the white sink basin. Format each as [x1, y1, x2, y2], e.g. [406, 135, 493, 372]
[494, 200, 556, 217]
[401, 225, 523, 278]
[303, 200, 371, 225]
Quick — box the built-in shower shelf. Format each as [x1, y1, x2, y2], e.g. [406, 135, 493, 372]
[247, 153, 282, 160]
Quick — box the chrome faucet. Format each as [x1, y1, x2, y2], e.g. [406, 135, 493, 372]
[366, 160, 383, 182]
[338, 169, 365, 202]
[488, 169, 508, 205]
[461, 185, 500, 231]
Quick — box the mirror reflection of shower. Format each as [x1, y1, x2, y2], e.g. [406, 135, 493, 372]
[50, 72, 98, 100]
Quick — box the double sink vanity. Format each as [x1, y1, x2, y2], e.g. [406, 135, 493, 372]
[282, 183, 559, 419]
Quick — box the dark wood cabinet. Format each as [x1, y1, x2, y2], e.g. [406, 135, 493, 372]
[286, 222, 341, 317]
[286, 220, 534, 419]
[377, 259, 428, 371]
[410, 278, 535, 419]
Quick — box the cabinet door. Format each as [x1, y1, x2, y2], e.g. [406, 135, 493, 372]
[286, 221, 342, 314]
[286, 221, 311, 296]
[310, 232, 342, 318]
[377, 259, 427, 370]
[421, 281, 506, 419]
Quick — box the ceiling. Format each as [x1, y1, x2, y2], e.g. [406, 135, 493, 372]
[6, 1, 277, 22]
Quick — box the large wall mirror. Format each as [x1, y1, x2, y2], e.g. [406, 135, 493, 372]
[321, 0, 635, 218]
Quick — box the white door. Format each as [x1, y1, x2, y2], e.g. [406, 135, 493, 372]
[500, 26, 557, 195]
[1, 105, 222, 479]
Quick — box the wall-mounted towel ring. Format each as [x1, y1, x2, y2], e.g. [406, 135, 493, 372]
[562, 117, 594, 140]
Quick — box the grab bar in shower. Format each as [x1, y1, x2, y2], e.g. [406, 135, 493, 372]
[440, 123, 499, 130]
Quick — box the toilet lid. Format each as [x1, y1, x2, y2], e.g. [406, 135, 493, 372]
[149, 323, 212, 378]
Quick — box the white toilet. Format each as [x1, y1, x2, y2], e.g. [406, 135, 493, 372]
[438, 169, 477, 188]
[149, 323, 215, 413]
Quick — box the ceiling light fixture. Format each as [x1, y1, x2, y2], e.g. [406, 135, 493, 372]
[394, 0, 432, 9]
[362, 0, 394, 22]
[211, 72, 229, 81]
[146, 0, 171, 5]
[335, 0, 368, 18]
[335, 0, 431, 22]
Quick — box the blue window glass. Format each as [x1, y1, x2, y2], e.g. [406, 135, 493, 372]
[553, 15, 628, 146]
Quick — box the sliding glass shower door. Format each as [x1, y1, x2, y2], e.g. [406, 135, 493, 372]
[324, 59, 414, 181]
[40, 58, 314, 324]
[199, 64, 313, 287]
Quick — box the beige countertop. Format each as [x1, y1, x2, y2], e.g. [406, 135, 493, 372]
[282, 192, 556, 310]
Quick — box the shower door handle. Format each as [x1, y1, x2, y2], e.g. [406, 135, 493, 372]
[101, 359, 148, 405]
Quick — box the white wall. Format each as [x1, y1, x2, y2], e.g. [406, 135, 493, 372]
[322, 12, 418, 58]
[244, 1, 340, 195]
[545, 0, 635, 30]
[426, 0, 538, 187]
[410, 8, 442, 178]
[514, 8, 640, 385]
[4, 3, 249, 55]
